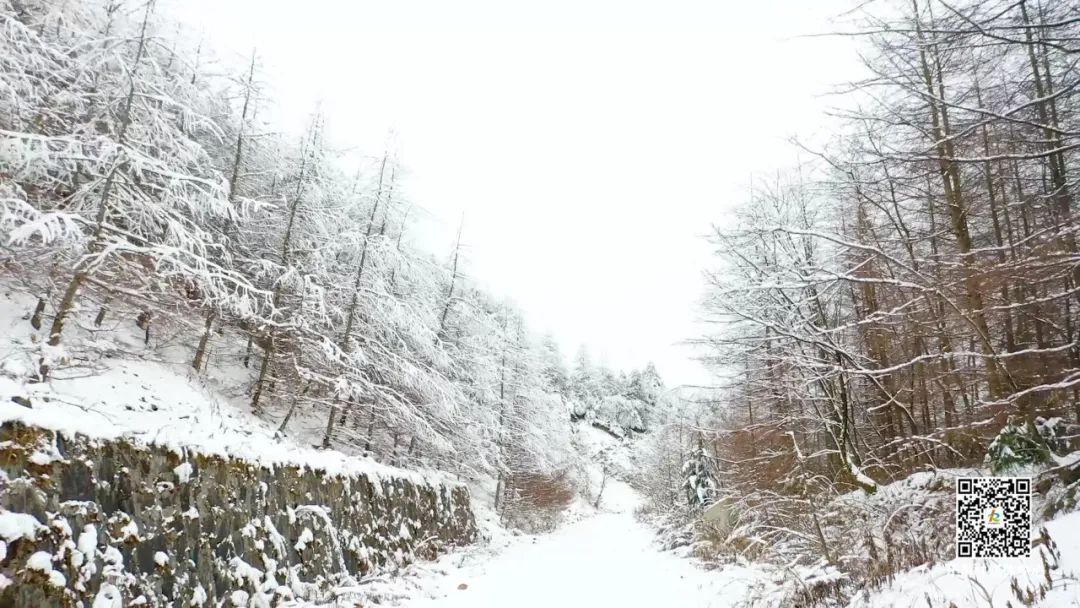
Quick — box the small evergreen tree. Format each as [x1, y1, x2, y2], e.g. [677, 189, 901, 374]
[682, 445, 717, 509]
[985, 418, 1056, 475]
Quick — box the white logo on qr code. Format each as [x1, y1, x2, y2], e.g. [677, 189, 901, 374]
[955, 477, 1031, 558]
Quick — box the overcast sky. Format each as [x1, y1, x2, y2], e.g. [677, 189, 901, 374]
[175, 0, 860, 387]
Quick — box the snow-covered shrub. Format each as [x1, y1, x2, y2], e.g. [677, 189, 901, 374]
[1042, 457, 1080, 520]
[1034, 417, 1080, 455]
[1035, 418, 1080, 519]
[682, 446, 718, 509]
[986, 417, 1058, 475]
[823, 470, 958, 589]
[742, 560, 849, 608]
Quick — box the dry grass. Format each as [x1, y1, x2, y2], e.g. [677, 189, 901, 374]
[500, 471, 577, 533]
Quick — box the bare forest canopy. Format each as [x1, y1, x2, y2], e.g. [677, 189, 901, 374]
[685, 0, 1080, 562]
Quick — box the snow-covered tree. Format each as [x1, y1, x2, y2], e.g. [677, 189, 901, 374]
[682, 445, 717, 510]
[2, 0, 260, 378]
[0, 0, 645, 517]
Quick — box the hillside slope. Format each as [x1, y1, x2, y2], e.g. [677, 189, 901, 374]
[0, 285, 482, 605]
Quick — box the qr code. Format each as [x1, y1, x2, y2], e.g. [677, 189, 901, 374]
[955, 477, 1031, 558]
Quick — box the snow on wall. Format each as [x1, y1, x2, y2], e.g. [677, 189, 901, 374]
[0, 421, 477, 606]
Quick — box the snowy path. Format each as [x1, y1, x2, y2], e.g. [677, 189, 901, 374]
[401, 482, 758, 608]
[410, 511, 730, 608]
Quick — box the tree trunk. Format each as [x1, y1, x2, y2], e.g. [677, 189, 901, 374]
[93, 295, 111, 327]
[322, 404, 337, 448]
[29, 294, 47, 330]
[251, 338, 273, 412]
[192, 312, 215, 371]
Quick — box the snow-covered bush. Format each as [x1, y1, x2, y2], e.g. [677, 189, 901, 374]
[986, 417, 1060, 475]
[682, 446, 718, 509]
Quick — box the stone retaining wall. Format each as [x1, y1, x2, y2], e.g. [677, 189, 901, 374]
[0, 421, 476, 607]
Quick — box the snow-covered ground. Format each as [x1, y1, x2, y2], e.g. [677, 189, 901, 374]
[311, 460, 1080, 608]
[0, 287, 453, 487]
[314, 479, 769, 608]
[318, 490, 1080, 608]
[408, 511, 733, 608]
[848, 509, 1080, 607]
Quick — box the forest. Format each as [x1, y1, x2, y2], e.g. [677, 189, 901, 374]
[4, 0, 1080, 606]
[658, 0, 1080, 598]
[0, 0, 672, 527]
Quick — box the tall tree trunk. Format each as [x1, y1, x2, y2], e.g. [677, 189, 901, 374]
[436, 217, 465, 342]
[250, 336, 274, 412]
[192, 312, 215, 371]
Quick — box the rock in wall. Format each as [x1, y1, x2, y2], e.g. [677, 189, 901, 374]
[0, 421, 476, 606]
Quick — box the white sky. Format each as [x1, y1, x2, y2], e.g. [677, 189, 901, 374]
[175, 0, 860, 387]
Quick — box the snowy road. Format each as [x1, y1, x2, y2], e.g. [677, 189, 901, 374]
[407, 492, 757, 608]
